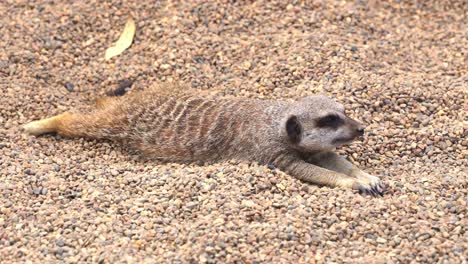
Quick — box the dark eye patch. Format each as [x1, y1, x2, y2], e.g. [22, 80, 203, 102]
[316, 114, 344, 129]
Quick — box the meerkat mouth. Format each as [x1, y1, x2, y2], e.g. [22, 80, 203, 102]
[333, 137, 356, 145]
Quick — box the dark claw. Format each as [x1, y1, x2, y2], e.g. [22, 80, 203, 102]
[376, 189, 381, 196]
[357, 185, 385, 197]
[382, 184, 388, 193]
[372, 185, 383, 196]
[359, 186, 375, 197]
[377, 183, 386, 195]
[374, 186, 383, 196]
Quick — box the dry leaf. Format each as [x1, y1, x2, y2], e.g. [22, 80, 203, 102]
[105, 17, 136, 60]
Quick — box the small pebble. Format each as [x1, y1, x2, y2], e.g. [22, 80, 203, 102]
[64, 82, 74, 92]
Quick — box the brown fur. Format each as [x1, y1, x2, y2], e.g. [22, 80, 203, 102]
[23, 83, 384, 196]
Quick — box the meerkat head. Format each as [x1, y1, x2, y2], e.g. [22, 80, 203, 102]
[283, 95, 365, 152]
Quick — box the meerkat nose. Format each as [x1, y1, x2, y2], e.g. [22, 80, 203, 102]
[356, 126, 365, 136]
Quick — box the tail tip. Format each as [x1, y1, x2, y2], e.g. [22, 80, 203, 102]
[21, 119, 55, 136]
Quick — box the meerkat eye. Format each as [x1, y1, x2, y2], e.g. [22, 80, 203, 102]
[316, 114, 343, 129]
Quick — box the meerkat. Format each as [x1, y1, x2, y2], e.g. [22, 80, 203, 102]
[22, 83, 385, 196]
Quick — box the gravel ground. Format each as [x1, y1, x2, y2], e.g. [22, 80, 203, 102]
[0, 1, 466, 263]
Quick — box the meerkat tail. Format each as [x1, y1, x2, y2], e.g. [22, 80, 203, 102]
[22, 111, 125, 139]
[22, 114, 68, 136]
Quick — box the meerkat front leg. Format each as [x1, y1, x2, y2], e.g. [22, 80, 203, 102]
[306, 152, 384, 196]
[273, 155, 363, 192]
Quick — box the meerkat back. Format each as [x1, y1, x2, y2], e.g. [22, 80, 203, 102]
[22, 83, 266, 163]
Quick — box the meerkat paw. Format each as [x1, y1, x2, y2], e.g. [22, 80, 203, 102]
[352, 172, 385, 197]
[334, 174, 384, 197]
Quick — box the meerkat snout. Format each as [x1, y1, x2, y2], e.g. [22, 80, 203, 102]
[356, 126, 365, 135]
[345, 116, 365, 138]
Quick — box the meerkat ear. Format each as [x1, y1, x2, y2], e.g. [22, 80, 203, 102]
[286, 115, 302, 143]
